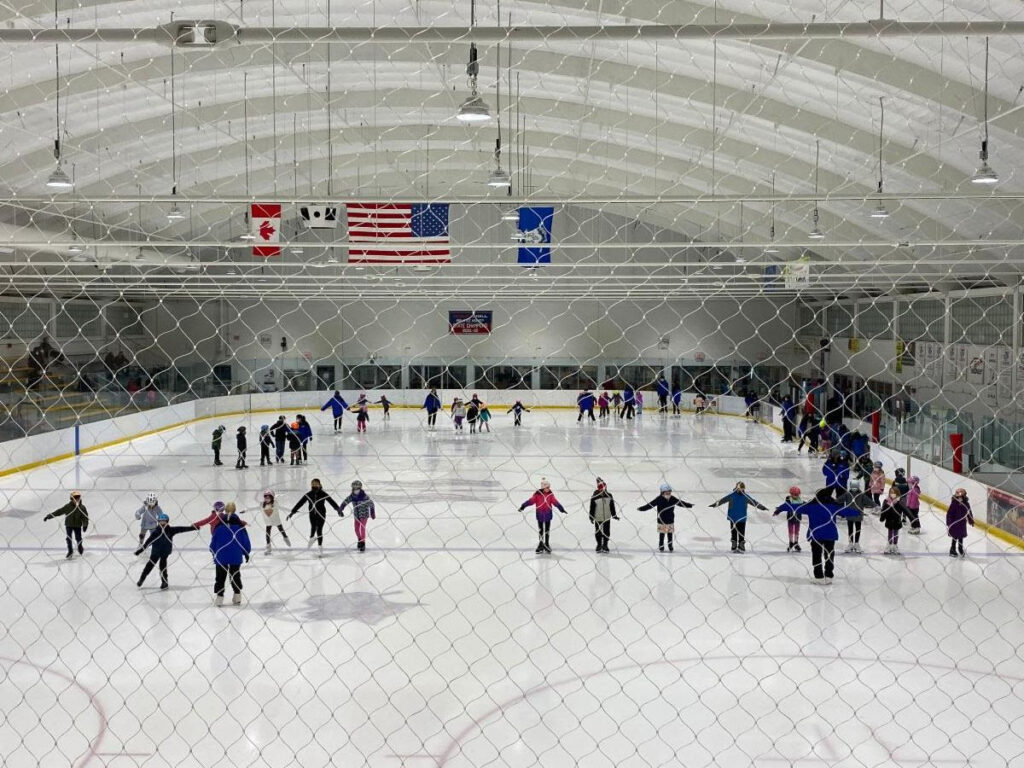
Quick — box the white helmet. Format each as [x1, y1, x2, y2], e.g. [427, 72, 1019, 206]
[144, 493, 158, 507]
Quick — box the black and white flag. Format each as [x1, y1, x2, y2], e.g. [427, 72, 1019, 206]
[299, 205, 338, 229]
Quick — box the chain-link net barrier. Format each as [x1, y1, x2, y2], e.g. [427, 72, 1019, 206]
[2, 2, 1024, 767]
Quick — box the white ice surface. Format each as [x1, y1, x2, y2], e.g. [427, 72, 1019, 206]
[1, 409, 1023, 767]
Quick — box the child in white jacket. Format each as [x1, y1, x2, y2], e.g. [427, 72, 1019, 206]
[261, 489, 290, 554]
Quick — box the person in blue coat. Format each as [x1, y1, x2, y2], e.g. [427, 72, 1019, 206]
[296, 415, 313, 462]
[796, 487, 860, 582]
[671, 385, 682, 415]
[621, 385, 636, 420]
[656, 375, 670, 413]
[210, 510, 252, 605]
[135, 513, 199, 590]
[321, 391, 349, 432]
[577, 389, 596, 422]
[422, 387, 442, 429]
[709, 482, 768, 552]
[822, 450, 851, 495]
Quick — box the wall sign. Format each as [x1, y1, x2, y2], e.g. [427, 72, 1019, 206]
[449, 310, 493, 335]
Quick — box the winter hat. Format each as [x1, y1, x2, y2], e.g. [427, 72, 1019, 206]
[144, 493, 158, 506]
[895, 468, 906, 476]
[909, 475, 920, 484]
[213, 501, 226, 513]
[238, 426, 246, 432]
[789, 486, 801, 498]
[260, 424, 269, 432]
[291, 421, 300, 429]
[351, 480, 363, 490]
[540, 478, 551, 489]
[873, 461, 883, 469]
[218, 425, 225, 431]
[70, 490, 82, 498]
[156, 513, 169, 523]
[954, 487, 967, 498]
[262, 489, 275, 499]
[659, 483, 672, 493]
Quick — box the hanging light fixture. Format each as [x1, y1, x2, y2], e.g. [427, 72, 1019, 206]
[46, 26, 73, 191]
[765, 173, 779, 254]
[501, 208, 520, 222]
[166, 47, 186, 221]
[972, 38, 998, 185]
[870, 97, 891, 219]
[487, 138, 511, 187]
[808, 140, 825, 240]
[457, 4, 490, 122]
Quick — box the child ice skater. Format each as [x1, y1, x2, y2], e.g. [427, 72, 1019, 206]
[235, 426, 248, 469]
[288, 478, 341, 557]
[211, 424, 226, 466]
[507, 400, 529, 427]
[709, 482, 768, 553]
[135, 513, 198, 590]
[588, 477, 619, 552]
[261, 489, 290, 554]
[598, 391, 610, 419]
[134, 492, 163, 546]
[478, 401, 492, 432]
[773, 486, 804, 552]
[905, 475, 922, 534]
[869, 462, 886, 507]
[519, 478, 567, 553]
[946, 488, 974, 558]
[259, 425, 273, 466]
[638, 483, 694, 552]
[375, 394, 392, 422]
[879, 487, 906, 555]
[210, 506, 251, 606]
[467, 400, 480, 433]
[338, 480, 376, 552]
[353, 397, 370, 433]
[287, 422, 302, 465]
[44, 491, 89, 559]
[693, 394, 707, 415]
[452, 398, 466, 431]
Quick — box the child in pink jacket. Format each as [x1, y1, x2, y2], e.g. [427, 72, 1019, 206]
[869, 462, 886, 508]
[518, 478, 567, 554]
[905, 475, 922, 534]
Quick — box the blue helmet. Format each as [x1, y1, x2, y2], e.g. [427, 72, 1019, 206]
[156, 513, 170, 523]
[260, 424, 269, 431]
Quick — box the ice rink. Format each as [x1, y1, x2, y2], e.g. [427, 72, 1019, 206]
[2, 408, 1024, 767]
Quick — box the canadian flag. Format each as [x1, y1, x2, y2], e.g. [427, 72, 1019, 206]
[251, 203, 281, 257]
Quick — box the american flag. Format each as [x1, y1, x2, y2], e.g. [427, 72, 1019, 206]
[346, 203, 451, 264]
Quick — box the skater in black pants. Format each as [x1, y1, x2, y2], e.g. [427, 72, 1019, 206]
[235, 426, 248, 469]
[287, 478, 342, 557]
[588, 478, 618, 552]
[210, 510, 251, 606]
[135, 514, 198, 589]
[656, 375, 670, 413]
[781, 396, 797, 442]
[259, 425, 273, 466]
[621, 385, 636, 419]
[638, 483, 694, 552]
[795, 487, 859, 583]
[44, 491, 89, 559]
[271, 416, 288, 462]
[211, 425, 225, 466]
[321, 391, 349, 432]
[577, 389, 596, 422]
[507, 401, 529, 426]
[796, 414, 820, 454]
[423, 388, 442, 429]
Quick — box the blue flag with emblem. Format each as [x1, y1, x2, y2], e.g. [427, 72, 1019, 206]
[516, 207, 554, 265]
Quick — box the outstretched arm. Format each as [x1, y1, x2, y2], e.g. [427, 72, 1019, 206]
[287, 495, 308, 520]
[676, 498, 694, 509]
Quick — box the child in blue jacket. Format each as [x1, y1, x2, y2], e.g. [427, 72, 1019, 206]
[773, 486, 804, 552]
[709, 482, 768, 553]
[210, 510, 252, 606]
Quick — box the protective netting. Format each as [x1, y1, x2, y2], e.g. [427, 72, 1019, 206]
[2, 2, 1024, 767]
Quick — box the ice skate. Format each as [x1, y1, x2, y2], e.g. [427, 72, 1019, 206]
[307, 537, 314, 549]
[535, 542, 544, 554]
[65, 551, 73, 559]
[949, 550, 957, 558]
[794, 544, 801, 552]
[357, 541, 366, 552]
[77, 544, 84, 555]
[232, 593, 242, 605]
[823, 577, 833, 585]
[543, 542, 552, 553]
[317, 546, 324, 558]
[668, 542, 674, 552]
[160, 583, 168, 590]
[265, 544, 272, 555]
[214, 594, 224, 606]
[845, 543, 855, 553]
[283, 535, 292, 547]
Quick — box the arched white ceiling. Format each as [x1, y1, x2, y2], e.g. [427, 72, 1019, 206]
[0, 0, 1021, 296]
